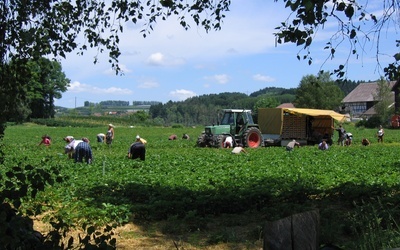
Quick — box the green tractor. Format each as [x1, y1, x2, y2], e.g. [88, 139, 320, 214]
[197, 109, 263, 148]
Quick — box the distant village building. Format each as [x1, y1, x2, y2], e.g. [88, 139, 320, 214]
[341, 81, 396, 118]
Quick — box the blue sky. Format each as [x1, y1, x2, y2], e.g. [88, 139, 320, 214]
[55, 0, 398, 108]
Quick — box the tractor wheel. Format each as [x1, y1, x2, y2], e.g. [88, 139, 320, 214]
[197, 134, 206, 147]
[243, 127, 262, 148]
[216, 135, 226, 148]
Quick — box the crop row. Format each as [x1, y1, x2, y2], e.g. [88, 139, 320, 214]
[2, 123, 400, 248]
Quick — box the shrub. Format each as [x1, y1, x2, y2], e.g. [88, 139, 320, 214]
[364, 115, 382, 128]
[171, 124, 184, 128]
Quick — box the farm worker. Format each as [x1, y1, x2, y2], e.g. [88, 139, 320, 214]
[333, 124, 346, 146]
[362, 138, 371, 146]
[64, 137, 93, 164]
[168, 134, 177, 140]
[106, 124, 115, 145]
[318, 140, 329, 150]
[224, 136, 233, 148]
[345, 132, 353, 146]
[286, 139, 300, 151]
[97, 133, 105, 143]
[231, 146, 247, 154]
[74, 140, 93, 164]
[38, 134, 51, 146]
[82, 137, 90, 143]
[377, 125, 384, 143]
[64, 136, 80, 159]
[136, 135, 147, 144]
[128, 139, 146, 161]
[182, 133, 190, 140]
[64, 135, 74, 142]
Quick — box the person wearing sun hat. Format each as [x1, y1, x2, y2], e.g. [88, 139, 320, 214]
[105, 124, 115, 145]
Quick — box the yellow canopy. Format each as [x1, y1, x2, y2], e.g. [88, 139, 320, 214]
[258, 108, 346, 135]
[282, 108, 346, 122]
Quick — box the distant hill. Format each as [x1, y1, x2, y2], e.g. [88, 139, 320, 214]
[148, 90, 297, 126]
[250, 86, 297, 97]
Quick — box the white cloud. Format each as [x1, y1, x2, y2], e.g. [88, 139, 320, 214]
[112, 1, 283, 66]
[55, 1, 398, 109]
[253, 74, 275, 82]
[169, 89, 197, 100]
[138, 80, 160, 89]
[205, 74, 230, 84]
[68, 81, 133, 95]
[147, 52, 165, 66]
[146, 52, 186, 66]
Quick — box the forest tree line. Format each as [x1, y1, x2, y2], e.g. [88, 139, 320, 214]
[148, 74, 363, 126]
[84, 100, 163, 107]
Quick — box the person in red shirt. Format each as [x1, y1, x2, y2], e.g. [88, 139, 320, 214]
[38, 135, 51, 146]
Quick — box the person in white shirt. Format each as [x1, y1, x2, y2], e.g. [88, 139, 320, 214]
[231, 146, 247, 154]
[318, 140, 329, 150]
[377, 125, 384, 143]
[64, 137, 92, 163]
[224, 136, 234, 148]
[97, 133, 105, 143]
[286, 139, 300, 151]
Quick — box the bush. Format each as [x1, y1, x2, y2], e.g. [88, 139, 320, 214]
[355, 119, 367, 128]
[365, 116, 382, 128]
[171, 124, 184, 128]
[355, 116, 383, 129]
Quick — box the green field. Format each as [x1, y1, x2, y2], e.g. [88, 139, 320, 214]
[2, 122, 400, 249]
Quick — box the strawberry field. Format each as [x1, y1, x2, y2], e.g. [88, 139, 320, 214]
[2, 122, 400, 249]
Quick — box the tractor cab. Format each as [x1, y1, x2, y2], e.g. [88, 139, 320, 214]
[220, 109, 254, 135]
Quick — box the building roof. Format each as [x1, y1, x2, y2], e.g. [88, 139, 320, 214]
[342, 81, 396, 103]
[276, 103, 295, 108]
[362, 106, 376, 116]
[362, 100, 395, 116]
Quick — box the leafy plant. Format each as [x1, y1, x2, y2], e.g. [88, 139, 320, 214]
[2, 123, 400, 248]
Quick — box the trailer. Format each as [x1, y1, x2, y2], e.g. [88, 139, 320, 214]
[258, 108, 346, 146]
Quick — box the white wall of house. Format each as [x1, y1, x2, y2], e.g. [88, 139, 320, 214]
[344, 102, 368, 116]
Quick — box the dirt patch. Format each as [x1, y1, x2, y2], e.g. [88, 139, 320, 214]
[33, 214, 264, 249]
